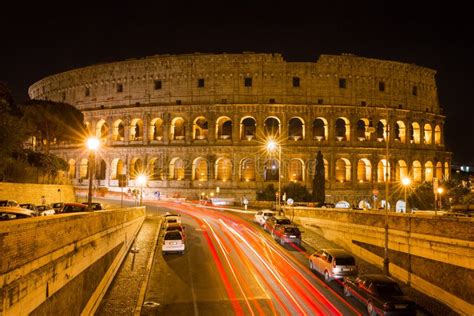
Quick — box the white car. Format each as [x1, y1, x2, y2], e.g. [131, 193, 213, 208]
[162, 230, 185, 254]
[254, 209, 275, 226]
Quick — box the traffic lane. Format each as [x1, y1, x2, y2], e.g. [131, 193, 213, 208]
[157, 202, 362, 315]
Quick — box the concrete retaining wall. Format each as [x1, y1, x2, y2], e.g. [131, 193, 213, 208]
[0, 207, 145, 315]
[285, 207, 474, 315]
[0, 182, 76, 205]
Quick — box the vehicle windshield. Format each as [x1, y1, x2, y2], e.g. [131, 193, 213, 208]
[277, 219, 291, 225]
[164, 232, 182, 240]
[263, 212, 274, 217]
[375, 283, 403, 296]
[335, 257, 355, 265]
[284, 227, 300, 234]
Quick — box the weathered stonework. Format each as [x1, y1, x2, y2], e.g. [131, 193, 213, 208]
[28, 53, 451, 203]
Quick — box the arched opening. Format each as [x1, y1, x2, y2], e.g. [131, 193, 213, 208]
[113, 120, 125, 141]
[264, 117, 280, 137]
[193, 116, 209, 140]
[193, 157, 208, 181]
[356, 119, 369, 141]
[288, 117, 304, 141]
[396, 160, 408, 182]
[377, 159, 390, 182]
[149, 118, 164, 141]
[216, 116, 232, 140]
[171, 117, 185, 140]
[68, 159, 76, 179]
[335, 117, 350, 141]
[288, 159, 304, 182]
[436, 161, 443, 180]
[395, 121, 406, 143]
[129, 158, 144, 180]
[110, 158, 125, 180]
[424, 161, 434, 182]
[96, 120, 109, 142]
[357, 158, 371, 182]
[324, 159, 329, 181]
[444, 162, 450, 180]
[240, 158, 256, 181]
[148, 157, 165, 180]
[312, 118, 328, 141]
[410, 122, 421, 144]
[79, 158, 88, 179]
[130, 118, 144, 141]
[95, 159, 106, 180]
[241, 117, 256, 140]
[424, 124, 432, 144]
[264, 158, 280, 181]
[376, 119, 388, 141]
[412, 161, 422, 182]
[335, 158, 351, 182]
[169, 158, 185, 180]
[215, 158, 232, 181]
[434, 125, 441, 145]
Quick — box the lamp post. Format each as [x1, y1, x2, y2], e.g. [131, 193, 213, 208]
[266, 139, 282, 212]
[136, 174, 147, 206]
[402, 177, 411, 213]
[383, 105, 390, 276]
[437, 187, 444, 215]
[86, 137, 100, 210]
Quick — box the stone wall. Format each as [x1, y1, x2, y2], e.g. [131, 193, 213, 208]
[0, 182, 76, 205]
[286, 206, 474, 315]
[0, 207, 145, 315]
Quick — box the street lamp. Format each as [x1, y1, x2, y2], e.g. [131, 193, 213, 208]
[383, 105, 390, 276]
[437, 187, 444, 214]
[402, 177, 411, 213]
[136, 174, 147, 206]
[86, 137, 100, 210]
[266, 139, 282, 212]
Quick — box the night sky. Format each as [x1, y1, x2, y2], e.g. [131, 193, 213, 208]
[1, 3, 472, 163]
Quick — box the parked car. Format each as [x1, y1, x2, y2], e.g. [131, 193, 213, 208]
[20, 203, 39, 215]
[263, 215, 291, 234]
[164, 222, 186, 239]
[60, 202, 91, 213]
[272, 225, 302, 246]
[81, 202, 106, 211]
[36, 204, 56, 216]
[0, 200, 19, 207]
[254, 209, 275, 226]
[163, 213, 182, 225]
[162, 230, 185, 254]
[0, 206, 36, 220]
[343, 274, 416, 316]
[309, 248, 358, 282]
[51, 202, 64, 213]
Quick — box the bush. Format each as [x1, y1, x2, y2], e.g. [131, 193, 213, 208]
[256, 184, 276, 201]
[283, 182, 312, 202]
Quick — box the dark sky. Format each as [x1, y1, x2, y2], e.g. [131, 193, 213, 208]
[1, 2, 472, 163]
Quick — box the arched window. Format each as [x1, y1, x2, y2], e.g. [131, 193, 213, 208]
[216, 116, 232, 140]
[410, 122, 421, 144]
[395, 121, 406, 143]
[68, 159, 76, 179]
[110, 158, 125, 180]
[148, 157, 165, 180]
[288, 159, 304, 182]
[412, 161, 422, 182]
[396, 160, 408, 182]
[436, 161, 443, 180]
[264, 117, 280, 137]
[357, 158, 371, 182]
[288, 117, 304, 141]
[149, 118, 164, 141]
[171, 117, 185, 140]
[240, 158, 256, 181]
[434, 125, 441, 145]
[335, 117, 350, 141]
[113, 120, 125, 141]
[241, 117, 256, 140]
[79, 158, 88, 179]
[444, 162, 450, 180]
[377, 159, 390, 182]
[424, 161, 434, 182]
[376, 119, 388, 141]
[215, 158, 232, 181]
[424, 124, 432, 144]
[193, 116, 208, 140]
[130, 119, 144, 141]
[264, 158, 280, 181]
[169, 158, 185, 180]
[324, 159, 329, 181]
[193, 157, 208, 181]
[313, 118, 328, 141]
[96, 119, 109, 142]
[95, 159, 106, 180]
[129, 158, 143, 180]
[335, 158, 351, 182]
[356, 119, 369, 141]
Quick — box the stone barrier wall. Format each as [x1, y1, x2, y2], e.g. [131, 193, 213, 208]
[0, 182, 76, 205]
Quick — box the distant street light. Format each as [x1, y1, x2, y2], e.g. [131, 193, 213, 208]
[402, 177, 411, 213]
[266, 139, 282, 212]
[86, 137, 100, 210]
[437, 187, 444, 214]
[136, 174, 147, 206]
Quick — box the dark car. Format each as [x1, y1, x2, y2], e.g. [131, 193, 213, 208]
[60, 202, 91, 213]
[263, 215, 292, 234]
[343, 274, 416, 316]
[0, 207, 36, 220]
[81, 202, 105, 211]
[272, 225, 302, 246]
[51, 202, 64, 213]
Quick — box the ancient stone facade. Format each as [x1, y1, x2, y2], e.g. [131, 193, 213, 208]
[28, 53, 451, 204]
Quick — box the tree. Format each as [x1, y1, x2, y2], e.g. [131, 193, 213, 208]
[312, 150, 325, 203]
[408, 182, 435, 210]
[256, 184, 276, 201]
[283, 182, 311, 202]
[20, 99, 87, 153]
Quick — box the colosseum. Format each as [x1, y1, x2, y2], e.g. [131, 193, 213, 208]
[28, 52, 451, 207]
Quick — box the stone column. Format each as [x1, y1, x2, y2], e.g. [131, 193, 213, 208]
[143, 113, 149, 144]
[232, 114, 240, 144]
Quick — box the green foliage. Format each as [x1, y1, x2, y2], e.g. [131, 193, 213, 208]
[408, 182, 435, 210]
[256, 184, 277, 201]
[312, 150, 325, 203]
[12, 149, 69, 183]
[283, 182, 312, 202]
